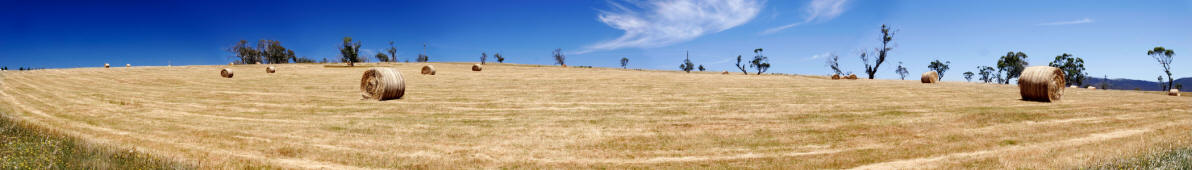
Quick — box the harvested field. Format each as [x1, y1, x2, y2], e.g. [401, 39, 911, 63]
[1, 63, 1190, 169]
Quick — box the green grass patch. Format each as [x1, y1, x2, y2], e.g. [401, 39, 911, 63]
[1086, 147, 1192, 169]
[0, 116, 183, 169]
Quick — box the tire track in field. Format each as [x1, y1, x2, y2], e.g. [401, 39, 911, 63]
[1, 78, 366, 169]
[6, 71, 309, 143]
[10, 71, 299, 127]
[49, 70, 330, 123]
[848, 127, 1158, 170]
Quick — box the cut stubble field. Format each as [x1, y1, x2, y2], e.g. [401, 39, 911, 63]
[0, 63, 1190, 169]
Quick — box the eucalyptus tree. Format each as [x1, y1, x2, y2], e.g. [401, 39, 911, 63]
[996, 51, 1028, 84]
[1048, 53, 1087, 86]
[861, 24, 895, 79]
[1147, 47, 1175, 91]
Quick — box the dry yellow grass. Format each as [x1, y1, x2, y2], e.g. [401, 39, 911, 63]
[1, 63, 1190, 169]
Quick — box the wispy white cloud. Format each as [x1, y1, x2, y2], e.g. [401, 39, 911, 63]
[578, 0, 762, 54]
[761, 0, 848, 35]
[707, 56, 739, 65]
[1038, 18, 1094, 26]
[805, 52, 832, 60]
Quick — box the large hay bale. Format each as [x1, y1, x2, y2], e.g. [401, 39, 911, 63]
[421, 65, 436, 75]
[831, 74, 841, 80]
[360, 68, 406, 100]
[255, 62, 262, 65]
[104, 63, 110, 68]
[921, 71, 939, 83]
[220, 68, 234, 78]
[229, 62, 234, 66]
[266, 66, 276, 73]
[722, 71, 729, 75]
[1171, 89, 1181, 96]
[125, 64, 131, 68]
[1069, 85, 1078, 88]
[472, 64, 483, 71]
[1018, 66, 1065, 102]
[847, 74, 858, 80]
[1088, 86, 1096, 90]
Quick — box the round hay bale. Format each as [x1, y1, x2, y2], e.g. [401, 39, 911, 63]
[255, 62, 262, 65]
[1069, 85, 1078, 88]
[561, 64, 567, 68]
[266, 66, 276, 73]
[125, 64, 131, 68]
[1018, 66, 1065, 102]
[421, 65, 436, 75]
[220, 68, 234, 78]
[921, 71, 939, 83]
[360, 67, 406, 100]
[229, 62, 234, 66]
[722, 71, 729, 75]
[831, 74, 841, 80]
[472, 64, 483, 71]
[847, 74, 858, 80]
[1087, 86, 1096, 90]
[1170, 89, 1181, 96]
[104, 63, 110, 68]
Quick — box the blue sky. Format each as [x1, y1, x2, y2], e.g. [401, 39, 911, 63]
[2, 0, 1190, 81]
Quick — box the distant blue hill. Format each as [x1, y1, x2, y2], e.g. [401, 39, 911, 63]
[1083, 77, 1189, 91]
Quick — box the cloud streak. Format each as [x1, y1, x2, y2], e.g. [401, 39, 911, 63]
[805, 52, 832, 61]
[579, 0, 762, 54]
[1038, 18, 1093, 26]
[761, 0, 848, 34]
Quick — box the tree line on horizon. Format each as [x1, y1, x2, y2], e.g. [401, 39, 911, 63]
[654, 24, 1179, 91]
[219, 28, 1178, 91]
[228, 37, 521, 67]
[228, 37, 432, 66]
[0, 67, 46, 71]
